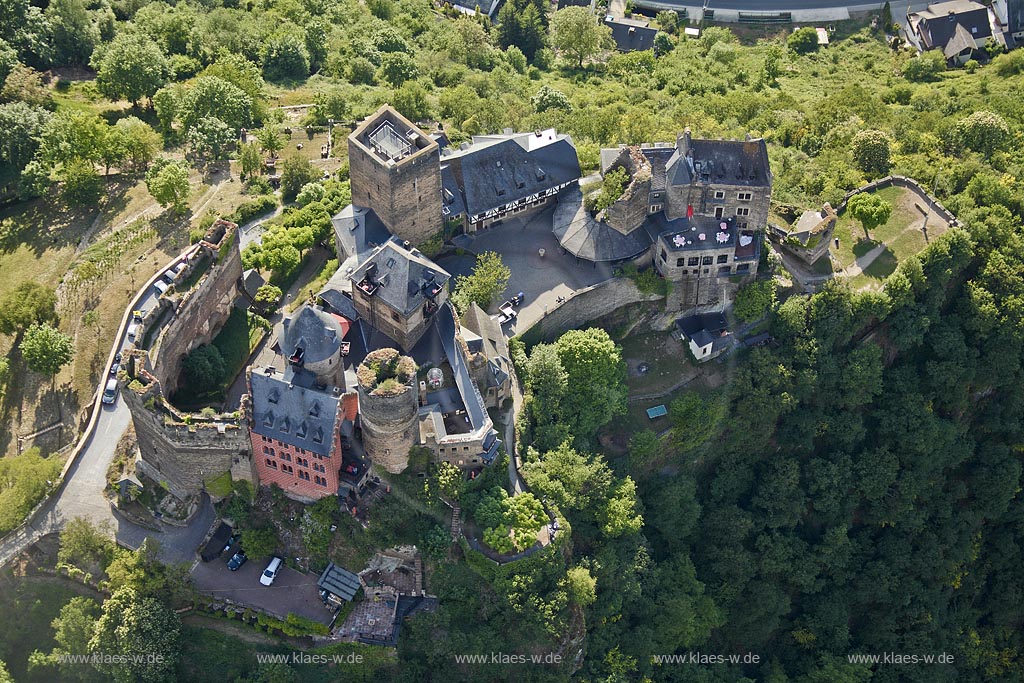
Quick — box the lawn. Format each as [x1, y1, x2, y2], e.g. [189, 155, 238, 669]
[616, 331, 699, 396]
[829, 185, 950, 291]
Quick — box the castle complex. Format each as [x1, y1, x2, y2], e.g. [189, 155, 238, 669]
[120, 106, 771, 505]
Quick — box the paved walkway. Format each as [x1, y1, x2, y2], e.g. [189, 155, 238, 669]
[456, 206, 613, 334]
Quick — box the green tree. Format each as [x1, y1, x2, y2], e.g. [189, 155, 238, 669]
[185, 116, 234, 163]
[58, 517, 114, 570]
[145, 158, 190, 214]
[846, 191, 892, 236]
[45, 0, 98, 65]
[261, 33, 310, 82]
[93, 33, 169, 106]
[787, 26, 819, 54]
[957, 110, 1010, 156]
[554, 328, 627, 444]
[902, 50, 945, 81]
[392, 81, 431, 122]
[669, 390, 726, 453]
[20, 322, 74, 379]
[0, 446, 62, 533]
[436, 461, 463, 501]
[1, 63, 53, 108]
[60, 156, 103, 206]
[257, 126, 284, 158]
[295, 182, 325, 206]
[178, 76, 252, 134]
[89, 586, 181, 683]
[850, 129, 892, 176]
[655, 10, 678, 34]
[111, 116, 161, 173]
[734, 279, 777, 322]
[0, 659, 10, 683]
[378, 52, 418, 86]
[240, 526, 279, 559]
[253, 284, 282, 309]
[239, 141, 262, 178]
[0, 281, 57, 335]
[550, 7, 612, 69]
[451, 251, 511, 314]
[0, 102, 51, 185]
[279, 155, 319, 203]
[564, 565, 597, 606]
[497, 2, 546, 62]
[182, 343, 226, 393]
[309, 88, 349, 125]
[28, 597, 102, 682]
[763, 43, 784, 83]
[531, 85, 571, 113]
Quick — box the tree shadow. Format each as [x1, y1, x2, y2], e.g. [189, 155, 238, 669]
[31, 381, 80, 455]
[852, 237, 882, 258]
[861, 247, 898, 280]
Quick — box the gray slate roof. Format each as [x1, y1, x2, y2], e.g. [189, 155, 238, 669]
[910, 0, 991, 50]
[441, 130, 581, 220]
[604, 16, 658, 52]
[349, 240, 451, 316]
[318, 562, 361, 601]
[317, 280, 360, 322]
[250, 370, 341, 457]
[281, 305, 348, 365]
[666, 138, 771, 188]
[331, 204, 391, 262]
[461, 303, 510, 389]
[676, 313, 731, 351]
[241, 269, 265, 299]
[554, 212, 653, 262]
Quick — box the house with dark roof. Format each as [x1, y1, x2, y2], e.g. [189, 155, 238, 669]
[555, 129, 770, 311]
[908, 0, 995, 65]
[440, 128, 581, 232]
[280, 305, 352, 389]
[1004, 0, 1024, 47]
[675, 312, 734, 361]
[459, 302, 512, 409]
[349, 240, 451, 351]
[604, 15, 659, 52]
[248, 368, 346, 501]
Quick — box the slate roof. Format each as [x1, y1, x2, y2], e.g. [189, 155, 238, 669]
[554, 212, 653, 262]
[676, 313, 732, 351]
[349, 240, 450, 317]
[331, 204, 391, 263]
[461, 303, 510, 389]
[604, 16, 658, 52]
[440, 130, 581, 220]
[316, 280, 360, 322]
[944, 21, 978, 57]
[241, 269, 265, 300]
[318, 562, 361, 602]
[666, 137, 771, 188]
[437, 303, 487, 431]
[250, 370, 342, 457]
[281, 305, 350, 365]
[909, 0, 991, 50]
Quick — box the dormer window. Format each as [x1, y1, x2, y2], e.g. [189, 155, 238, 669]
[279, 417, 290, 433]
[309, 402, 320, 417]
[536, 168, 546, 181]
[297, 421, 308, 438]
[312, 427, 324, 444]
[496, 187, 506, 197]
[268, 390, 279, 404]
[263, 411, 274, 427]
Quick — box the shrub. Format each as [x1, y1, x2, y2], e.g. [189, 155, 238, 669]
[787, 27, 819, 54]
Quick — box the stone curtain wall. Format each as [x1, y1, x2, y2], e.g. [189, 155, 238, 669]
[835, 175, 960, 225]
[522, 278, 664, 344]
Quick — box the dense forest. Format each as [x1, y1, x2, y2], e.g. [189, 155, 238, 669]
[2, 0, 1024, 680]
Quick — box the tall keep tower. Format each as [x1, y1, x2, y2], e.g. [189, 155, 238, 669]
[348, 105, 443, 246]
[356, 348, 419, 473]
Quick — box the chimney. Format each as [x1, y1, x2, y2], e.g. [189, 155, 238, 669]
[419, 380, 427, 406]
[679, 127, 692, 156]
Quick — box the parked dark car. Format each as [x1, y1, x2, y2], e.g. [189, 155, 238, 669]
[227, 551, 247, 571]
[110, 352, 122, 376]
[223, 533, 241, 553]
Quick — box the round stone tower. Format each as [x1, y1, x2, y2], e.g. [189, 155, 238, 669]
[356, 348, 418, 473]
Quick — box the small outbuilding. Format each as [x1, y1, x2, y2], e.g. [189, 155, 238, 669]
[676, 312, 734, 362]
[318, 562, 362, 608]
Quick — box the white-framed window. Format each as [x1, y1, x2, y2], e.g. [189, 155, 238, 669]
[737, 192, 752, 201]
[736, 207, 750, 216]
[714, 207, 724, 218]
[714, 190, 725, 199]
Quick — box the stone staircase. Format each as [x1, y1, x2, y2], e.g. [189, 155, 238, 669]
[450, 504, 462, 542]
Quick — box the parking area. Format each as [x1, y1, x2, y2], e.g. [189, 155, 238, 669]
[445, 204, 614, 332]
[191, 555, 335, 626]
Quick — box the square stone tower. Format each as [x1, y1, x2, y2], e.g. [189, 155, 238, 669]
[348, 105, 443, 246]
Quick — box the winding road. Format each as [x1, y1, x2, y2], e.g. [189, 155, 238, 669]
[0, 249, 216, 569]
